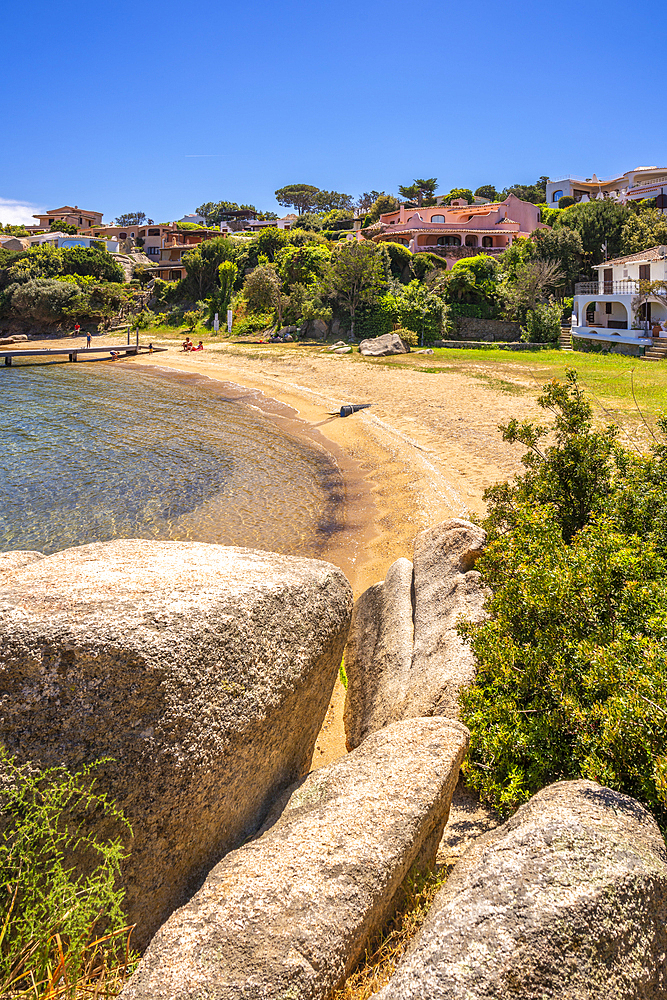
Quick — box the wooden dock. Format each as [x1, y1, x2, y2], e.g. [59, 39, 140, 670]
[0, 345, 166, 366]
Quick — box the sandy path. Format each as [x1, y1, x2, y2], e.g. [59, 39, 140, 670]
[20, 337, 543, 767]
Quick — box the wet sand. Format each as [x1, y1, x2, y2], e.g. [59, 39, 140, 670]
[20, 335, 544, 766]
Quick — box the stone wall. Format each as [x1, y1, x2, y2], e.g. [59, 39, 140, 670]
[573, 337, 645, 358]
[449, 317, 522, 342]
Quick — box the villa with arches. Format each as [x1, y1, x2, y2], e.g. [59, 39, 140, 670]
[571, 246, 667, 355]
[370, 194, 544, 265]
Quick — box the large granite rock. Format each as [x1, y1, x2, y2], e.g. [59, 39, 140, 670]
[377, 780, 667, 1000]
[121, 717, 470, 1000]
[359, 332, 410, 356]
[410, 518, 486, 719]
[344, 556, 414, 749]
[0, 550, 44, 580]
[0, 539, 352, 947]
[344, 520, 486, 749]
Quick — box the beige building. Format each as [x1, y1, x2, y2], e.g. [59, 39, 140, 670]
[32, 205, 104, 230]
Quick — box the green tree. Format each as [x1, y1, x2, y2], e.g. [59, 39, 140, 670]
[195, 201, 258, 226]
[181, 236, 239, 299]
[291, 212, 323, 231]
[8, 244, 124, 284]
[275, 243, 331, 287]
[474, 185, 499, 202]
[497, 236, 535, 281]
[382, 241, 413, 282]
[314, 190, 354, 212]
[620, 207, 667, 256]
[244, 265, 285, 325]
[555, 199, 631, 266]
[319, 208, 354, 230]
[445, 254, 498, 305]
[356, 191, 382, 215]
[395, 279, 445, 342]
[366, 194, 400, 223]
[442, 188, 474, 205]
[114, 212, 147, 225]
[217, 260, 238, 311]
[531, 227, 583, 289]
[324, 240, 387, 338]
[521, 299, 563, 342]
[274, 184, 320, 215]
[399, 178, 438, 207]
[49, 219, 78, 234]
[501, 177, 549, 204]
[458, 372, 667, 826]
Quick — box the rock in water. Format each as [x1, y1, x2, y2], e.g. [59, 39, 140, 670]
[344, 520, 486, 748]
[344, 557, 414, 749]
[376, 780, 667, 1000]
[0, 539, 353, 947]
[359, 332, 410, 356]
[121, 717, 470, 1000]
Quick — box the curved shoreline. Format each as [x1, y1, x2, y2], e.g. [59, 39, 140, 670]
[129, 350, 476, 598]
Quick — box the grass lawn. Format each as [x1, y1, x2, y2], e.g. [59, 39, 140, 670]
[140, 316, 667, 425]
[352, 348, 667, 421]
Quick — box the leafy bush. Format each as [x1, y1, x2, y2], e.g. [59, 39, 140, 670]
[354, 293, 398, 340]
[7, 278, 77, 322]
[382, 242, 413, 282]
[411, 253, 446, 280]
[7, 244, 125, 284]
[458, 372, 667, 827]
[0, 750, 135, 996]
[521, 300, 562, 342]
[395, 280, 445, 342]
[558, 195, 575, 208]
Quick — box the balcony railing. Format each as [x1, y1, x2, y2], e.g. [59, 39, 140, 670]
[575, 280, 638, 295]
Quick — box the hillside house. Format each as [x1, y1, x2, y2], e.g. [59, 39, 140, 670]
[370, 194, 544, 266]
[32, 205, 104, 230]
[547, 167, 667, 210]
[571, 245, 667, 355]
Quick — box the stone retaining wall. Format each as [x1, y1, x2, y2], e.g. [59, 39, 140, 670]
[449, 317, 522, 342]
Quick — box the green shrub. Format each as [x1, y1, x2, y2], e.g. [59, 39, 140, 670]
[354, 293, 397, 340]
[458, 371, 667, 827]
[0, 750, 135, 996]
[8, 278, 77, 322]
[558, 195, 576, 208]
[521, 299, 562, 342]
[392, 325, 418, 347]
[382, 242, 413, 282]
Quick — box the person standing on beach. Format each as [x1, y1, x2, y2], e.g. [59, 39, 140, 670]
[86, 333, 92, 349]
[74, 322, 81, 338]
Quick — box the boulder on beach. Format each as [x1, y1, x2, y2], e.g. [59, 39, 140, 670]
[327, 340, 347, 351]
[0, 539, 353, 947]
[0, 334, 28, 346]
[376, 780, 667, 1000]
[344, 519, 486, 749]
[121, 717, 470, 1000]
[359, 332, 410, 356]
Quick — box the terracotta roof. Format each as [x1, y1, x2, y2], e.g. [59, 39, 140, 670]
[593, 245, 667, 268]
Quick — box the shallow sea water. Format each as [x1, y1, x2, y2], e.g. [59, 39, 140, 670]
[0, 361, 344, 557]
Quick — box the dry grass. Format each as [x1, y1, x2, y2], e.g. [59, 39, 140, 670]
[2, 924, 137, 1000]
[332, 864, 452, 1000]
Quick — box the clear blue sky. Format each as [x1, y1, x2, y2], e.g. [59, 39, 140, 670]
[3, 0, 664, 225]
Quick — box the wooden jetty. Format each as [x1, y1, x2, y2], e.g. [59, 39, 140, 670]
[0, 345, 166, 366]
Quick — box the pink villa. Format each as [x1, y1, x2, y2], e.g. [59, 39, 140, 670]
[370, 194, 546, 266]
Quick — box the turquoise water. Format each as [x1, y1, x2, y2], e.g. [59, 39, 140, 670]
[0, 362, 344, 556]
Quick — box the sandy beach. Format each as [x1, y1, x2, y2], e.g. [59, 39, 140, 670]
[18, 335, 544, 765]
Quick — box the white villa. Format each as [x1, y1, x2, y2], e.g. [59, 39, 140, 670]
[572, 246, 667, 356]
[547, 166, 667, 209]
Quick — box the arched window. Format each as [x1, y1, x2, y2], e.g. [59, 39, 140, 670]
[552, 189, 563, 202]
[437, 235, 461, 246]
[431, 215, 445, 223]
[465, 235, 478, 247]
[482, 236, 493, 248]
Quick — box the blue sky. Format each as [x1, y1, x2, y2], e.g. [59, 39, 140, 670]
[2, 0, 664, 225]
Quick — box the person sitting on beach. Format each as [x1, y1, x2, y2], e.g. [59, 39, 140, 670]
[181, 337, 193, 352]
[192, 341, 204, 351]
